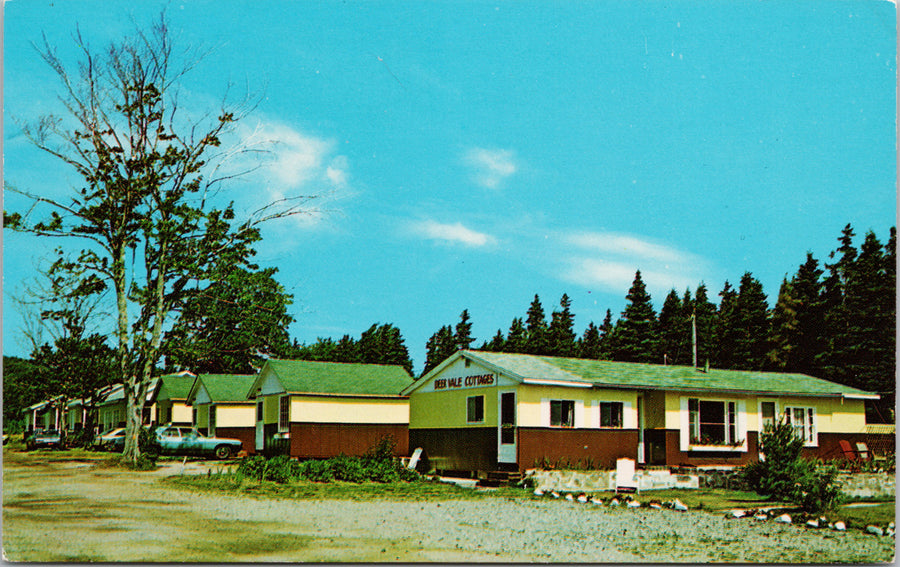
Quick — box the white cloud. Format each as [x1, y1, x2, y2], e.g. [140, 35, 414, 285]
[464, 147, 517, 189]
[565, 231, 690, 264]
[222, 119, 353, 230]
[559, 231, 710, 295]
[410, 220, 497, 247]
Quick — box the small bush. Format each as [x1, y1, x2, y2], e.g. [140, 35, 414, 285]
[298, 459, 335, 482]
[237, 455, 269, 480]
[138, 427, 161, 461]
[741, 420, 843, 513]
[267, 455, 300, 484]
[332, 454, 367, 483]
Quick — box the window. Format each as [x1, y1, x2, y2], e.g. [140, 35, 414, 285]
[466, 395, 484, 423]
[760, 402, 776, 433]
[688, 398, 738, 445]
[279, 396, 290, 432]
[784, 406, 816, 445]
[192, 408, 198, 426]
[256, 401, 263, 421]
[208, 406, 217, 435]
[600, 402, 624, 428]
[550, 400, 575, 427]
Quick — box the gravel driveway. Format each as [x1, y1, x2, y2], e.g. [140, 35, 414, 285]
[2, 450, 895, 563]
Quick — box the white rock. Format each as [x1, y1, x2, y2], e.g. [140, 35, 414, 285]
[627, 500, 641, 508]
[649, 502, 662, 510]
[609, 498, 620, 507]
[833, 521, 846, 531]
[754, 513, 768, 521]
[775, 514, 792, 524]
[577, 494, 589, 503]
[886, 529, 895, 538]
[889, 522, 896, 530]
[729, 510, 746, 519]
[565, 493, 574, 501]
[866, 525, 885, 537]
[806, 520, 819, 529]
[533, 489, 544, 497]
[673, 499, 688, 512]
[550, 491, 560, 499]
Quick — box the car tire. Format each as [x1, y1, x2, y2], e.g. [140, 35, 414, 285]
[214, 445, 233, 460]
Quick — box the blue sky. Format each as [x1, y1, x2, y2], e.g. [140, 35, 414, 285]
[3, 1, 896, 375]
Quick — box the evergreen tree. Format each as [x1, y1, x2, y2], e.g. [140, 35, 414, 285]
[524, 295, 550, 355]
[422, 325, 456, 376]
[715, 281, 739, 369]
[693, 283, 718, 368]
[768, 253, 825, 375]
[505, 317, 527, 353]
[612, 271, 658, 363]
[731, 272, 770, 370]
[656, 289, 686, 365]
[454, 310, 475, 351]
[483, 330, 506, 352]
[548, 294, 578, 357]
[817, 224, 858, 385]
[767, 277, 800, 372]
[578, 322, 601, 359]
[356, 323, 413, 374]
[597, 309, 615, 360]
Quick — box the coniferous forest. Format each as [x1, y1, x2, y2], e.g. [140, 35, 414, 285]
[424, 224, 896, 422]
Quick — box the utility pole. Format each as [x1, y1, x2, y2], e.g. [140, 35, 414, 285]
[692, 310, 698, 369]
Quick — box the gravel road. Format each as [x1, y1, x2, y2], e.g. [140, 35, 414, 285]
[2, 450, 895, 563]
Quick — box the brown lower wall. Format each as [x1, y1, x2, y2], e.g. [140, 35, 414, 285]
[518, 428, 640, 471]
[288, 422, 408, 459]
[409, 427, 498, 472]
[213, 426, 255, 455]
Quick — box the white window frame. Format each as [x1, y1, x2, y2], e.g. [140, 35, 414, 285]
[466, 395, 485, 424]
[278, 395, 291, 433]
[784, 406, 818, 447]
[599, 401, 624, 428]
[679, 396, 747, 452]
[549, 399, 576, 428]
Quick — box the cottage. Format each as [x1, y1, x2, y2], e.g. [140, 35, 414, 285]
[22, 398, 62, 432]
[150, 371, 197, 426]
[247, 359, 413, 458]
[187, 374, 257, 454]
[96, 380, 160, 433]
[402, 350, 880, 475]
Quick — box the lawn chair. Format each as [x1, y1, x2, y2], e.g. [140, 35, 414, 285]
[854, 442, 871, 462]
[615, 458, 639, 494]
[838, 440, 860, 470]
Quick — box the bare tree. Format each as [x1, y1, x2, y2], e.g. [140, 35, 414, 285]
[5, 14, 310, 463]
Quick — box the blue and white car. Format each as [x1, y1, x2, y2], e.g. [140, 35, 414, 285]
[154, 426, 243, 459]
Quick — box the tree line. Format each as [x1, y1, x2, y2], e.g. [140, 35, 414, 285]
[423, 224, 896, 421]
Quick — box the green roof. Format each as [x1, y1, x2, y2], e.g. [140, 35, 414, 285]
[157, 373, 195, 400]
[263, 359, 413, 397]
[197, 374, 256, 403]
[461, 351, 876, 398]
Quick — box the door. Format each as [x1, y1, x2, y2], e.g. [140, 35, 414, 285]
[497, 391, 517, 464]
[255, 400, 264, 452]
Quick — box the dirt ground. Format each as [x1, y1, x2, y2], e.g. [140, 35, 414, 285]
[2, 449, 895, 563]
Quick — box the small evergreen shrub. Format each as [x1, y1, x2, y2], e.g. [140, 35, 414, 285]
[331, 454, 367, 483]
[741, 420, 843, 513]
[138, 427, 161, 460]
[267, 455, 300, 484]
[298, 458, 335, 482]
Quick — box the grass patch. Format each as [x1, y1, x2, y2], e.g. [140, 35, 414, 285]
[832, 502, 895, 529]
[164, 473, 529, 501]
[638, 488, 790, 511]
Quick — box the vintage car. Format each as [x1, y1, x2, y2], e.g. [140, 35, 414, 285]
[25, 429, 61, 450]
[94, 427, 126, 452]
[153, 426, 243, 459]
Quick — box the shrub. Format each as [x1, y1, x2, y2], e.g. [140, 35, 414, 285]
[741, 419, 843, 513]
[138, 427, 161, 462]
[237, 455, 269, 480]
[332, 454, 367, 483]
[267, 455, 300, 484]
[298, 459, 335, 482]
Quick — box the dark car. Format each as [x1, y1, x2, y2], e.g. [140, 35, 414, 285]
[25, 429, 61, 450]
[94, 427, 126, 452]
[154, 426, 243, 459]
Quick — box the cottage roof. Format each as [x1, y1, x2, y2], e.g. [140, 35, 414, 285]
[404, 350, 878, 399]
[252, 359, 412, 398]
[153, 371, 197, 402]
[190, 374, 256, 404]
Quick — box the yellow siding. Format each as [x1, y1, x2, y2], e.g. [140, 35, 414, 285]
[217, 404, 256, 427]
[517, 385, 638, 428]
[290, 396, 409, 424]
[658, 392, 868, 434]
[410, 387, 498, 429]
[195, 405, 209, 429]
[171, 402, 193, 424]
[264, 395, 280, 424]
